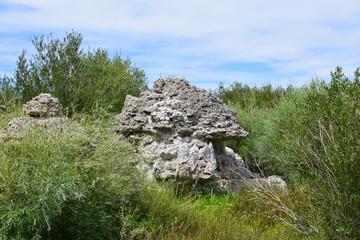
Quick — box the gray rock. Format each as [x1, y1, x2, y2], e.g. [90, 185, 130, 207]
[22, 93, 61, 117]
[0, 117, 79, 139]
[117, 77, 248, 140]
[116, 77, 252, 192]
[0, 93, 79, 140]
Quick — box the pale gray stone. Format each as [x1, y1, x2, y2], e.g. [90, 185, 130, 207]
[116, 77, 253, 192]
[0, 117, 79, 139]
[0, 93, 79, 140]
[22, 93, 62, 117]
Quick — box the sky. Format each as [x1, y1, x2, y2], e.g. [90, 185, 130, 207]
[0, 0, 359, 90]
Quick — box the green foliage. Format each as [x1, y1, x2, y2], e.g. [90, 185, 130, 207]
[2, 60, 359, 239]
[0, 107, 303, 240]
[0, 110, 143, 239]
[217, 83, 297, 175]
[14, 30, 148, 114]
[215, 82, 289, 109]
[228, 105, 281, 175]
[0, 75, 18, 113]
[273, 67, 360, 239]
[217, 66, 359, 239]
[135, 183, 304, 240]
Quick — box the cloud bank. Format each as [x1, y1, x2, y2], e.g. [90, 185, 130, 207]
[1, 0, 359, 89]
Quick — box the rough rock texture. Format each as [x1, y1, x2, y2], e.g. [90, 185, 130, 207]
[22, 93, 62, 117]
[118, 77, 248, 140]
[0, 93, 79, 139]
[0, 117, 78, 139]
[116, 77, 252, 191]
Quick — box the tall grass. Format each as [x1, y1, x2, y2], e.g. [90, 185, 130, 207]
[135, 183, 305, 240]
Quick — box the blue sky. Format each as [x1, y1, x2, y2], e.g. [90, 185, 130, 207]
[0, 0, 359, 89]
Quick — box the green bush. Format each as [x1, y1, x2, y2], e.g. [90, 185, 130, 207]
[216, 83, 298, 176]
[0, 75, 18, 113]
[0, 108, 303, 240]
[215, 82, 289, 110]
[273, 67, 360, 239]
[14, 30, 148, 114]
[227, 104, 281, 175]
[216, 67, 359, 239]
[0, 111, 143, 239]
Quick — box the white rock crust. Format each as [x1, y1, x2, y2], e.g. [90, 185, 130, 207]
[116, 77, 252, 191]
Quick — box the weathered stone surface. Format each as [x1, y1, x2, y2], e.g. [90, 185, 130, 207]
[116, 77, 252, 192]
[0, 117, 79, 139]
[22, 93, 61, 117]
[0, 93, 79, 140]
[118, 77, 248, 140]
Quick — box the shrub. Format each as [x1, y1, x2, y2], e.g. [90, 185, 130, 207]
[273, 67, 360, 239]
[216, 83, 298, 176]
[0, 75, 18, 113]
[215, 82, 288, 110]
[0, 111, 143, 239]
[228, 104, 281, 175]
[14, 30, 148, 114]
[216, 67, 359, 239]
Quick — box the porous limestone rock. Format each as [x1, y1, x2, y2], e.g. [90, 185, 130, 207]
[118, 77, 248, 140]
[116, 77, 252, 192]
[0, 93, 79, 139]
[22, 93, 62, 117]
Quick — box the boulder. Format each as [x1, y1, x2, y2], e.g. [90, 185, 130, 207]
[116, 77, 252, 192]
[22, 93, 62, 117]
[0, 93, 79, 139]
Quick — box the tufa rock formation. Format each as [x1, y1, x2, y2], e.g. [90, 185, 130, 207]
[0, 93, 79, 139]
[116, 77, 253, 191]
[22, 93, 62, 117]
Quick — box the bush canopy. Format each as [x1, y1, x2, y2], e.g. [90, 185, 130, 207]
[13, 30, 148, 114]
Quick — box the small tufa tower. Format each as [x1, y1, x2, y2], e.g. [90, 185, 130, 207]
[22, 93, 62, 118]
[116, 77, 252, 192]
[0, 93, 78, 139]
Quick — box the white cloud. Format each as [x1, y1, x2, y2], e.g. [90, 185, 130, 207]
[1, 0, 360, 88]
